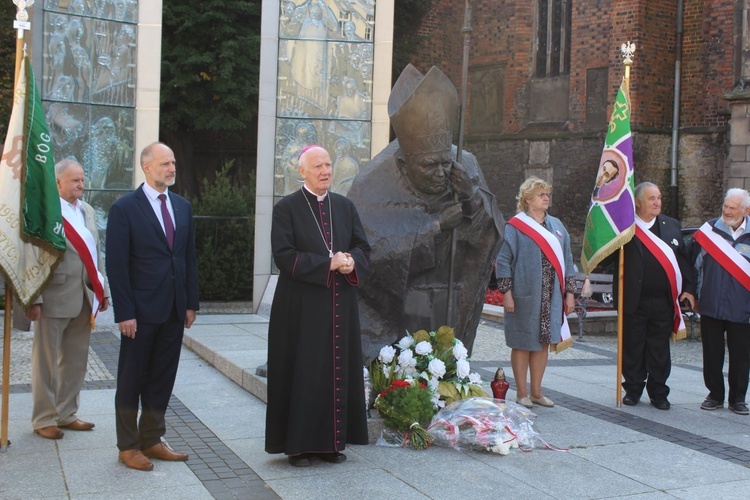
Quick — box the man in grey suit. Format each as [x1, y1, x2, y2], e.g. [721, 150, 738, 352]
[106, 142, 199, 471]
[26, 159, 110, 440]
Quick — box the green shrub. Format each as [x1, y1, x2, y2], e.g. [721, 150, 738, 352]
[192, 161, 255, 301]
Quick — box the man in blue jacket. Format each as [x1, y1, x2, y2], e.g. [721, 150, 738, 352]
[692, 188, 750, 415]
[106, 142, 200, 470]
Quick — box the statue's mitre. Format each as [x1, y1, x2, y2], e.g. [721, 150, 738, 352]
[388, 64, 458, 156]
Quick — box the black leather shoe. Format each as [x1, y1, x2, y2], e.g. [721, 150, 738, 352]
[622, 394, 640, 406]
[318, 452, 346, 464]
[650, 399, 670, 410]
[288, 454, 312, 467]
[729, 402, 750, 415]
[700, 398, 723, 410]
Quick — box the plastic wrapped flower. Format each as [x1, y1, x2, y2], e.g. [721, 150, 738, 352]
[428, 398, 548, 455]
[428, 358, 446, 378]
[489, 437, 512, 455]
[379, 345, 397, 364]
[468, 372, 482, 385]
[415, 341, 433, 356]
[456, 358, 471, 379]
[453, 341, 468, 361]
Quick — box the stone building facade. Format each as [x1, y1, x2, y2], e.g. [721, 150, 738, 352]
[27, 1, 163, 237]
[406, 0, 744, 259]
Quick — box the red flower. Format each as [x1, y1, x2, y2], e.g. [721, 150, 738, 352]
[485, 288, 504, 306]
[379, 379, 414, 398]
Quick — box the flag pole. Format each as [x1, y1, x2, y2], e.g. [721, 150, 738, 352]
[615, 44, 634, 408]
[1, 289, 11, 451]
[616, 247, 625, 407]
[2, 0, 33, 453]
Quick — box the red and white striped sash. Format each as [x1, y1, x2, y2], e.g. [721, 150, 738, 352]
[693, 221, 750, 291]
[62, 216, 104, 322]
[507, 213, 571, 343]
[634, 220, 685, 335]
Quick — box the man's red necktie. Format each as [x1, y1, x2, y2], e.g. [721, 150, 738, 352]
[158, 193, 174, 249]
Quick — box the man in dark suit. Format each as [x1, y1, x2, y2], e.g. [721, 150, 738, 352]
[616, 182, 695, 410]
[106, 142, 199, 471]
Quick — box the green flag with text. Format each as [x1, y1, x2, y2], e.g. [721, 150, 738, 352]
[0, 56, 64, 308]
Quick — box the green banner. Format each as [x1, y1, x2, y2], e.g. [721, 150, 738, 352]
[23, 57, 66, 252]
[580, 77, 635, 275]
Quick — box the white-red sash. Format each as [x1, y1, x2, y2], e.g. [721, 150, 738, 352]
[634, 220, 685, 335]
[693, 221, 750, 291]
[62, 217, 105, 320]
[507, 213, 571, 343]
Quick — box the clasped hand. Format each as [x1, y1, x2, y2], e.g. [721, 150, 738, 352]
[330, 251, 354, 274]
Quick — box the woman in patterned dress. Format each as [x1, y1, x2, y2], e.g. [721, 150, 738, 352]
[496, 177, 576, 408]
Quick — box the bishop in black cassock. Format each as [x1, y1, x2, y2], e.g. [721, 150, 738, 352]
[265, 146, 370, 466]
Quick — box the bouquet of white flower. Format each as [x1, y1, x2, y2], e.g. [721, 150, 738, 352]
[369, 326, 488, 411]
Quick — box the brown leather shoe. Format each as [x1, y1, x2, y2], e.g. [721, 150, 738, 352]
[118, 449, 154, 471]
[34, 426, 64, 439]
[60, 419, 95, 431]
[142, 442, 189, 461]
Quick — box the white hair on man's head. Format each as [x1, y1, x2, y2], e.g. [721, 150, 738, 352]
[297, 145, 325, 168]
[634, 181, 658, 201]
[726, 187, 750, 209]
[54, 158, 83, 179]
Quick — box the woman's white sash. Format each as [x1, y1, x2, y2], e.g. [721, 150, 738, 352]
[508, 213, 571, 345]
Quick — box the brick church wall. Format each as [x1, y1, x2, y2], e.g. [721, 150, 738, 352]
[396, 0, 735, 257]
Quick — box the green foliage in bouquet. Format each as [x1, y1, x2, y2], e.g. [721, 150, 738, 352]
[369, 356, 395, 399]
[374, 380, 434, 450]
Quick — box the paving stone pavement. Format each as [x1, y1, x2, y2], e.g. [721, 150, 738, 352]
[2, 306, 750, 500]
